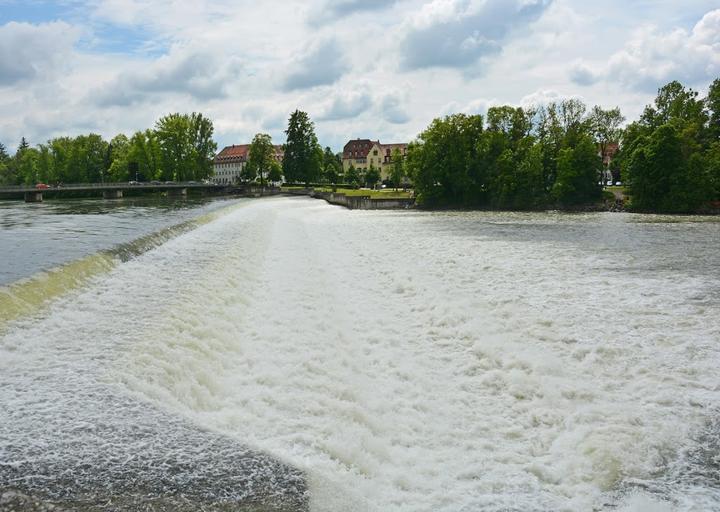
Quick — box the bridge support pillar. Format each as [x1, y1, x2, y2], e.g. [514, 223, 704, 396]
[103, 189, 123, 199]
[24, 191, 43, 203]
[168, 188, 187, 197]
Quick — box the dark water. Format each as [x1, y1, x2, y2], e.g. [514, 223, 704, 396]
[0, 197, 240, 285]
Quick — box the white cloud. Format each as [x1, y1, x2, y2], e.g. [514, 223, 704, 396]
[319, 90, 373, 121]
[399, 0, 553, 70]
[283, 39, 349, 91]
[90, 47, 241, 106]
[0, 21, 81, 86]
[572, 8, 720, 91]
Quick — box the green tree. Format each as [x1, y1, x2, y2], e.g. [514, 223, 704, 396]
[128, 130, 161, 181]
[707, 78, 720, 142]
[268, 159, 283, 183]
[406, 113, 484, 206]
[246, 133, 275, 187]
[389, 147, 405, 190]
[589, 105, 625, 178]
[365, 164, 381, 188]
[552, 135, 602, 206]
[345, 162, 360, 188]
[189, 112, 217, 180]
[627, 124, 710, 212]
[283, 110, 321, 185]
[322, 146, 341, 184]
[155, 113, 193, 181]
[108, 134, 130, 182]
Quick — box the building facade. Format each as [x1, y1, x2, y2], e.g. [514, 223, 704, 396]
[342, 139, 408, 181]
[213, 144, 284, 185]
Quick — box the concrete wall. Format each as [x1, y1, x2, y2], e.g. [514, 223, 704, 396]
[291, 189, 414, 210]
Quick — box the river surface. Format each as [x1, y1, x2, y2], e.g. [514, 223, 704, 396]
[1, 196, 719, 511]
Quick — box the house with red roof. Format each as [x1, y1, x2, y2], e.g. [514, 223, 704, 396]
[213, 144, 284, 185]
[342, 138, 408, 181]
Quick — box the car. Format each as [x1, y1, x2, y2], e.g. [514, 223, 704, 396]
[150, 180, 161, 185]
[188, 180, 197, 184]
[35, 183, 49, 189]
[128, 180, 139, 185]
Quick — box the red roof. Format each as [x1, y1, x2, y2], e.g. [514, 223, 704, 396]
[343, 139, 379, 159]
[215, 144, 284, 163]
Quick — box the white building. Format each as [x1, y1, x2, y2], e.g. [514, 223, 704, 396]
[213, 144, 284, 185]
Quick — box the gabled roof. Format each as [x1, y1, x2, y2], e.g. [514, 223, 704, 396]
[215, 144, 284, 163]
[343, 138, 379, 159]
[215, 144, 250, 163]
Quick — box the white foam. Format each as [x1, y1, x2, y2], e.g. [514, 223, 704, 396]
[2, 197, 719, 511]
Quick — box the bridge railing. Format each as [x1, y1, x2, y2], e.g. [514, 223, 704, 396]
[0, 181, 222, 193]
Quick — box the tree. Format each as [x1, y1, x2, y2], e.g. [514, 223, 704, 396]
[0, 141, 9, 163]
[407, 113, 484, 206]
[365, 164, 381, 188]
[640, 81, 707, 130]
[589, 106, 625, 177]
[551, 134, 602, 206]
[246, 133, 275, 187]
[155, 113, 192, 181]
[706, 78, 720, 143]
[128, 130, 161, 182]
[627, 124, 710, 212]
[108, 134, 130, 182]
[345, 163, 360, 188]
[268, 159, 283, 183]
[283, 110, 321, 185]
[322, 146, 341, 184]
[189, 112, 218, 180]
[154, 112, 215, 181]
[389, 148, 405, 190]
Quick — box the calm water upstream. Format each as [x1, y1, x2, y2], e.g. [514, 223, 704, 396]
[1, 196, 719, 511]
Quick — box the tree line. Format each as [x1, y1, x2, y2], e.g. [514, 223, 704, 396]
[0, 113, 217, 186]
[405, 79, 720, 212]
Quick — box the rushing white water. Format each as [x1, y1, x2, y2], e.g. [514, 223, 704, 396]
[1, 197, 719, 511]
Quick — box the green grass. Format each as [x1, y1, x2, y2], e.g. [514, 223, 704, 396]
[317, 187, 413, 199]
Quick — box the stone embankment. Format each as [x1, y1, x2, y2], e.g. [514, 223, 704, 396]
[283, 188, 415, 210]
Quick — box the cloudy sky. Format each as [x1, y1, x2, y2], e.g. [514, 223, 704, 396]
[1, 0, 719, 152]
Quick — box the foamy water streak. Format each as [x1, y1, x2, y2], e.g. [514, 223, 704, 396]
[2, 197, 719, 511]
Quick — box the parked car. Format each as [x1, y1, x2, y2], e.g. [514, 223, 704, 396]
[150, 180, 161, 185]
[128, 180, 139, 185]
[35, 183, 49, 189]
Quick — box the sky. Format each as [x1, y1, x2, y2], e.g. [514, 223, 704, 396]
[0, 0, 719, 153]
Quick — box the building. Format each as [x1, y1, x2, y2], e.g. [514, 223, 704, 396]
[213, 144, 284, 185]
[598, 142, 620, 183]
[342, 139, 408, 181]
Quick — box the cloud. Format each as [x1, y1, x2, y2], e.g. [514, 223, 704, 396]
[400, 0, 552, 70]
[282, 40, 348, 91]
[379, 91, 410, 124]
[574, 8, 720, 92]
[310, 0, 395, 23]
[569, 60, 599, 86]
[319, 90, 373, 120]
[91, 48, 239, 106]
[0, 21, 80, 86]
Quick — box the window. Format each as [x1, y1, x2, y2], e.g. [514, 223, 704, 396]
[373, 150, 378, 156]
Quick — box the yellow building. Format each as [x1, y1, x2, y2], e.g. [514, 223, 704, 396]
[342, 139, 408, 181]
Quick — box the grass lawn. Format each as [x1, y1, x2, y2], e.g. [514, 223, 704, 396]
[317, 187, 414, 199]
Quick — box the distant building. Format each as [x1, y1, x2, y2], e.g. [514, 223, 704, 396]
[342, 139, 408, 181]
[213, 144, 284, 185]
[599, 142, 620, 183]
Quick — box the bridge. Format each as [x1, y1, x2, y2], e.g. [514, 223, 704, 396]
[0, 182, 224, 202]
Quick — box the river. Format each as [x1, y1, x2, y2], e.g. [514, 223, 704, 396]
[1, 196, 719, 511]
